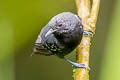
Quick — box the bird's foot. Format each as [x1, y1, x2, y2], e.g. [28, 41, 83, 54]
[83, 31, 93, 37]
[64, 57, 90, 70]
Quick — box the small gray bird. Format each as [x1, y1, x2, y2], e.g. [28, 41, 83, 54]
[32, 12, 91, 69]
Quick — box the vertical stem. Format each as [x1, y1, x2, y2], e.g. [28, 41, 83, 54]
[73, 36, 91, 80]
[76, 0, 90, 31]
[88, 0, 100, 32]
[73, 0, 100, 80]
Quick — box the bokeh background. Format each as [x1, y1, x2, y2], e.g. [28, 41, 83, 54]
[0, 0, 120, 80]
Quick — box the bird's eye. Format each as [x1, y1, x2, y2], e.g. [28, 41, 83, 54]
[58, 24, 62, 27]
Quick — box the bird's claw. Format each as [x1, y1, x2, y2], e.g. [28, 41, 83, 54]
[83, 31, 93, 37]
[72, 63, 90, 70]
[64, 57, 90, 70]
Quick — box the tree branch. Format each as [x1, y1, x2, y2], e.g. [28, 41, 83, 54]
[73, 0, 100, 80]
[88, 0, 100, 32]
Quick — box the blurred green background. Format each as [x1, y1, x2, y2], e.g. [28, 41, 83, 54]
[0, 0, 120, 80]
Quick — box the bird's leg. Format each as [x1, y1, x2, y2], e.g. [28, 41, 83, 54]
[83, 30, 93, 36]
[64, 57, 90, 70]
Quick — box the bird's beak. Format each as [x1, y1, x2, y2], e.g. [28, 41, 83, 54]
[45, 28, 55, 37]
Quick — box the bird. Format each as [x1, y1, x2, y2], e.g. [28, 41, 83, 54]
[32, 12, 92, 70]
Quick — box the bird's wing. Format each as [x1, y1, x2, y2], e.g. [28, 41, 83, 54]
[32, 43, 53, 56]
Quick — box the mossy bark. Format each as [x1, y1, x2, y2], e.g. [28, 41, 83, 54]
[73, 0, 100, 80]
